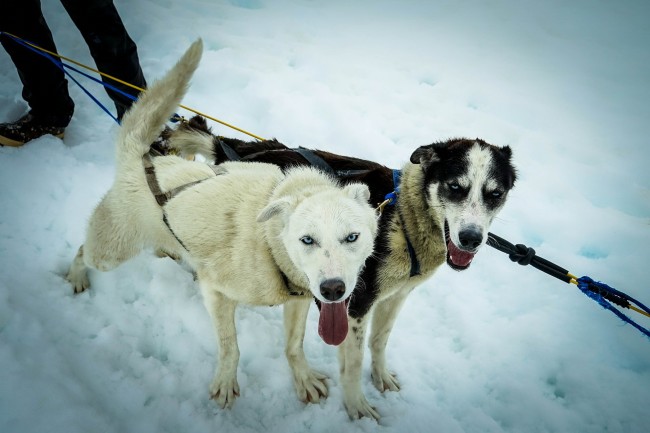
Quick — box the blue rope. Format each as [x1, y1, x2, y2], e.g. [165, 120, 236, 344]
[2, 31, 191, 129]
[1, 32, 126, 124]
[577, 276, 650, 339]
[61, 64, 120, 124]
[1, 32, 187, 126]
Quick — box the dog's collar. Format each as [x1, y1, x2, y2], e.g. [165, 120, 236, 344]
[385, 169, 420, 277]
[279, 271, 307, 297]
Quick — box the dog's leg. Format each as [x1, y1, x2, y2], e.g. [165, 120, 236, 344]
[339, 315, 380, 420]
[283, 298, 329, 403]
[66, 245, 90, 293]
[66, 195, 146, 293]
[200, 284, 240, 409]
[368, 291, 409, 393]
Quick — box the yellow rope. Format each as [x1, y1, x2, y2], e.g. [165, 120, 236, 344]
[376, 198, 392, 215]
[3, 32, 266, 141]
[629, 305, 650, 318]
[177, 106, 265, 141]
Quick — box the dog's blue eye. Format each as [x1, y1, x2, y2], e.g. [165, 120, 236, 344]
[345, 233, 359, 243]
[300, 236, 314, 245]
[491, 190, 502, 198]
[448, 183, 460, 190]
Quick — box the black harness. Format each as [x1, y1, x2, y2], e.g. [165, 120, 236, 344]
[216, 137, 242, 162]
[143, 152, 223, 250]
[143, 152, 306, 297]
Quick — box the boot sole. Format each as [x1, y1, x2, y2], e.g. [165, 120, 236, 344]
[0, 132, 65, 147]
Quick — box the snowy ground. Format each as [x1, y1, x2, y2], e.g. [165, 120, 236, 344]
[1, 1, 649, 432]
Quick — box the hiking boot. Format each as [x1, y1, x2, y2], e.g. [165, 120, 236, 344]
[0, 113, 66, 147]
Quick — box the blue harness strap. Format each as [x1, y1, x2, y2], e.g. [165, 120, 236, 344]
[382, 169, 400, 205]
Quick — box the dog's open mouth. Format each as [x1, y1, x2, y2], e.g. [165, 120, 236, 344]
[316, 298, 350, 346]
[445, 221, 476, 271]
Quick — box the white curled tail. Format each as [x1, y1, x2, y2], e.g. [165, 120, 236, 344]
[117, 38, 203, 163]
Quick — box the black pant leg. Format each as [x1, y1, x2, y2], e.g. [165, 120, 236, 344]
[61, 0, 147, 120]
[0, 0, 74, 125]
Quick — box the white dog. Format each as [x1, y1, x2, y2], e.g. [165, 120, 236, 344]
[66, 39, 378, 408]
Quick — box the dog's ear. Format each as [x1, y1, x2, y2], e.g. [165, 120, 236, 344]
[496, 145, 517, 188]
[410, 145, 434, 164]
[257, 196, 296, 222]
[498, 145, 512, 160]
[343, 183, 371, 204]
[409, 144, 441, 168]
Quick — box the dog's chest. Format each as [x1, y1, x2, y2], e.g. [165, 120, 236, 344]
[375, 221, 446, 300]
[198, 264, 307, 306]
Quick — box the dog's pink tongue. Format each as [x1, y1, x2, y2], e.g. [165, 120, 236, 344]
[318, 301, 348, 346]
[447, 240, 475, 267]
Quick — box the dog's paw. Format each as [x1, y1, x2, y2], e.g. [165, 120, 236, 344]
[344, 394, 381, 421]
[209, 374, 240, 409]
[371, 368, 400, 392]
[293, 369, 328, 403]
[66, 267, 90, 294]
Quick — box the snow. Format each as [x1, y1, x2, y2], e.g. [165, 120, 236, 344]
[1, 1, 649, 432]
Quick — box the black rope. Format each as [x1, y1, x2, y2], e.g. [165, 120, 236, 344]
[486, 232, 645, 313]
[486, 232, 572, 283]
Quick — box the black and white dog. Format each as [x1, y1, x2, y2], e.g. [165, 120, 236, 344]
[168, 116, 518, 419]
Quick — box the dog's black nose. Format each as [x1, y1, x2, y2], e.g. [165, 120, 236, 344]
[320, 279, 346, 301]
[458, 227, 483, 250]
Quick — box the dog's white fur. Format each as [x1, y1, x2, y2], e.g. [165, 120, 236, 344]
[66, 39, 378, 408]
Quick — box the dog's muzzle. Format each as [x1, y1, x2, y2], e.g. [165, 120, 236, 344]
[445, 222, 479, 271]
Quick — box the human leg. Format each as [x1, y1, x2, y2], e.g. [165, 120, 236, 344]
[0, 0, 75, 145]
[61, 0, 146, 120]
